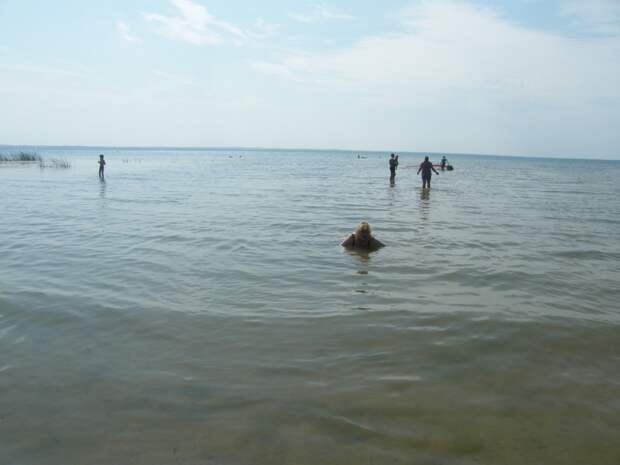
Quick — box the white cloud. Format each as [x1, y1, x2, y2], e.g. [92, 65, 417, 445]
[559, 0, 620, 34]
[256, 1, 620, 103]
[117, 20, 140, 43]
[252, 16, 278, 38]
[289, 4, 354, 24]
[250, 60, 303, 81]
[252, 0, 620, 156]
[144, 0, 246, 45]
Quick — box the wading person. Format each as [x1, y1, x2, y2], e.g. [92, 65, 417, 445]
[98, 154, 106, 179]
[341, 221, 385, 250]
[417, 156, 439, 189]
[440, 156, 448, 170]
[389, 153, 399, 182]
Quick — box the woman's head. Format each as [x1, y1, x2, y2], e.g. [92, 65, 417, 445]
[355, 221, 372, 243]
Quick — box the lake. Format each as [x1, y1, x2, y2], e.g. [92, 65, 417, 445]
[1, 147, 619, 464]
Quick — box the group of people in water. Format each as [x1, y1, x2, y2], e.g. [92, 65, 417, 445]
[388, 153, 450, 188]
[96, 152, 447, 252]
[342, 154, 452, 251]
[98, 152, 450, 185]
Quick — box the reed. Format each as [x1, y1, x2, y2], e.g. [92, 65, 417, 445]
[0, 151, 42, 162]
[39, 158, 72, 169]
[0, 152, 71, 168]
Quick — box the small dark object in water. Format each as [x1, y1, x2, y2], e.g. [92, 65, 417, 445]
[447, 165, 454, 171]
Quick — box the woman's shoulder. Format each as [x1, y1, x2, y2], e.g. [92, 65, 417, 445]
[341, 233, 355, 247]
[369, 237, 385, 249]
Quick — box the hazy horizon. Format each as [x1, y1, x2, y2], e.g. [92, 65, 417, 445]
[1, 143, 619, 161]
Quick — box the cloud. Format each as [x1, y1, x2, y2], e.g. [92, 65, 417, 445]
[143, 0, 246, 45]
[252, 0, 620, 156]
[117, 20, 140, 43]
[289, 4, 354, 24]
[250, 61, 302, 81]
[559, 0, 620, 34]
[252, 17, 278, 38]
[255, 1, 620, 103]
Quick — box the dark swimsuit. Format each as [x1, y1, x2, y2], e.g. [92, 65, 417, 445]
[349, 233, 375, 248]
[389, 159, 397, 177]
[420, 161, 433, 180]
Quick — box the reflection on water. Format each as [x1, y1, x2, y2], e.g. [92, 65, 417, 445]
[417, 187, 431, 225]
[344, 248, 373, 262]
[99, 178, 106, 199]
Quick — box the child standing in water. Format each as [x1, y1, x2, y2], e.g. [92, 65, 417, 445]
[98, 154, 106, 179]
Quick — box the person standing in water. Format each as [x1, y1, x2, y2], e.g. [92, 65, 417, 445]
[440, 156, 448, 170]
[417, 156, 439, 189]
[98, 154, 106, 179]
[389, 153, 399, 182]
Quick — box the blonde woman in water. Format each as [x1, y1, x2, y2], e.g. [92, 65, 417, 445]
[341, 221, 385, 250]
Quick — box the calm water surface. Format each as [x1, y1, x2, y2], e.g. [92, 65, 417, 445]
[1, 148, 619, 464]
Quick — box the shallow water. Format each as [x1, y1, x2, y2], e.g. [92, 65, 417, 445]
[1, 148, 619, 464]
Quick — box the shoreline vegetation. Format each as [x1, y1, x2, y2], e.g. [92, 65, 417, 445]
[0, 151, 42, 162]
[0, 151, 71, 169]
[39, 158, 72, 169]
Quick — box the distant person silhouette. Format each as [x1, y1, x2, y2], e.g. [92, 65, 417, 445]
[341, 221, 385, 250]
[440, 156, 448, 170]
[98, 154, 106, 179]
[417, 156, 439, 189]
[389, 153, 399, 182]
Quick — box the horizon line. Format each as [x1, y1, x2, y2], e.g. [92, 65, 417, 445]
[0, 143, 617, 162]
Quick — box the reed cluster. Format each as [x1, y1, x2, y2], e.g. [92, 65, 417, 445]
[39, 158, 72, 169]
[0, 151, 71, 169]
[0, 151, 42, 162]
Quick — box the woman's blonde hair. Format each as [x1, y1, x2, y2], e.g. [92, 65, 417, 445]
[355, 221, 371, 237]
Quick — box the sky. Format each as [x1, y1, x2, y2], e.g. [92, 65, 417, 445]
[1, 0, 619, 158]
